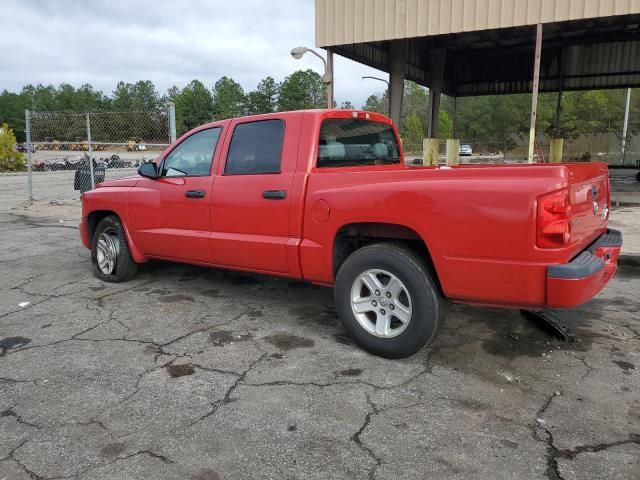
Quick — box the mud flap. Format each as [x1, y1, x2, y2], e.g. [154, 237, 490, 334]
[520, 310, 576, 342]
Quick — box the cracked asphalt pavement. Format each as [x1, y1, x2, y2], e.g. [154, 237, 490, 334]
[0, 177, 639, 479]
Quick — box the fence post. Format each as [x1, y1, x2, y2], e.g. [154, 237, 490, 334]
[25, 109, 33, 203]
[168, 102, 176, 143]
[86, 113, 95, 190]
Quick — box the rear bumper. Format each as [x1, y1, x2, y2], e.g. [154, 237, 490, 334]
[546, 229, 622, 307]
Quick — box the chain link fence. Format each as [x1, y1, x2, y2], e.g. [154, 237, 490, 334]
[24, 105, 176, 202]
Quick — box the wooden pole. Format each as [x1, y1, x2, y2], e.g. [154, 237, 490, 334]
[528, 24, 543, 164]
[622, 88, 631, 165]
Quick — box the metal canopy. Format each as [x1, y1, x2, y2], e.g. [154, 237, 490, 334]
[329, 14, 640, 96]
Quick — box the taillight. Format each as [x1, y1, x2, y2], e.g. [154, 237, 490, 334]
[537, 190, 571, 248]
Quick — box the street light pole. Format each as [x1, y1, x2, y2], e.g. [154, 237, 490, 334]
[361, 76, 390, 115]
[361, 76, 389, 88]
[290, 46, 333, 109]
[326, 47, 334, 108]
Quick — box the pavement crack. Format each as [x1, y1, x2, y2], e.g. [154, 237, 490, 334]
[0, 376, 35, 385]
[0, 406, 41, 429]
[567, 353, 596, 381]
[119, 449, 175, 464]
[559, 434, 640, 460]
[529, 391, 563, 480]
[4, 440, 47, 480]
[351, 393, 383, 480]
[189, 352, 268, 427]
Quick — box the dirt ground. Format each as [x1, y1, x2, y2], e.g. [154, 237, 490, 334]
[0, 172, 638, 479]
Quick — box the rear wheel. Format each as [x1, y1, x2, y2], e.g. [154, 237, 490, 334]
[334, 243, 444, 358]
[91, 215, 138, 282]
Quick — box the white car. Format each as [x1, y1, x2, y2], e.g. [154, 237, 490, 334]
[459, 144, 473, 156]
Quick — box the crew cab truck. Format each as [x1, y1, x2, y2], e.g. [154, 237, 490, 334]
[80, 109, 622, 358]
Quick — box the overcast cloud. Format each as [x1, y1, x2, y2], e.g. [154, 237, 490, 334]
[1, 0, 388, 107]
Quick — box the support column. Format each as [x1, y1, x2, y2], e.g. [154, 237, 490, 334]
[86, 113, 95, 190]
[550, 85, 564, 163]
[25, 109, 33, 202]
[446, 139, 460, 165]
[554, 88, 563, 132]
[554, 46, 565, 133]
[427, 48, 445, 138]
[550, 46, 565, 163]
[549, 138, 564, 163]
[452, 96, 457, 139]
[388, 40, 406, 128]
[326, 47, 334, 109]
[528, 24, 543, 164]
[167, 102, 177, 143]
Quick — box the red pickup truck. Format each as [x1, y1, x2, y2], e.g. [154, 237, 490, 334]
[80, 109, 622, 358]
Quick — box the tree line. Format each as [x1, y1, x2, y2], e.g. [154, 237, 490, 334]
[0, 70, 328, 142]
[1, 71, 637, 147]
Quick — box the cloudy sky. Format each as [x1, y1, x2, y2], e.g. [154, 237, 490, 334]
[2, 0, 388, 107]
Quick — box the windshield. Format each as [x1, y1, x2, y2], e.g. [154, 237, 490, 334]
[317, 119, 400, 168]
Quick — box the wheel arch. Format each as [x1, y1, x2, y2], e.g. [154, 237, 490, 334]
[87, 210, 116, 243]
[87, 209, 146, 263]
[332, 222, 442, 293]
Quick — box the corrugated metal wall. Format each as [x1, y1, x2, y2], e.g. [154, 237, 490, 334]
[316, 0, 640, 46]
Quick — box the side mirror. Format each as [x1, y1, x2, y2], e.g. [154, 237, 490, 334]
[138, 161, 158, 179]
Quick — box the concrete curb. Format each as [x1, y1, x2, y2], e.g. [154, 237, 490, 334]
[619, 254, 640, 268]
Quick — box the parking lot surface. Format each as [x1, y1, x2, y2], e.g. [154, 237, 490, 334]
[0, 175, 639, 479]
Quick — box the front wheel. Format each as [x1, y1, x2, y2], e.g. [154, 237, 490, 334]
[91, 215, 138, 282]
[334, 243, 445, 358]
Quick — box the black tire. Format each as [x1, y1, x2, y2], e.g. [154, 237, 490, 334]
[636, 171, 640, 183]
[334, 243, 444, 359]
[91, 215, 138, 282]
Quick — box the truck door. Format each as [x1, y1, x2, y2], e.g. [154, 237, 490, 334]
[128, 127, 223, 263]
[210, 117, 299, 274]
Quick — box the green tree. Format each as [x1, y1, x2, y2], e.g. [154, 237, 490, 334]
[401, 111, 424, 149]
[56, 83, 108, 112]
[0, 90, 29, 141]
[340, 101, 354, 109]
[278, 69, 327, 111]
[212, 76, 246, 119]
[21, 84, 58, 111]
[438, 109, 453, 139]
[403, 82, 429, 130]
[112, 80, 160, 112]
[169, 80, 214, 135]
[362, 93, 388, 115]
[246, 76, 279, 114]
[0, 123, 26, 171]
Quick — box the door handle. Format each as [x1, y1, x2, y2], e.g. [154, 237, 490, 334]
[262, 190, 287, 200]
[185, 190, 206, 198]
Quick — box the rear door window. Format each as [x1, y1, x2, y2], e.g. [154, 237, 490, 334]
[224, 120, 284, 175]
[317, 119, 400, 168]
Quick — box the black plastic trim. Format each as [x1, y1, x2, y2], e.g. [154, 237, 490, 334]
[547, 229, 622, 279]
[548, 251, 605, 279]
[587, 228, 622, 252]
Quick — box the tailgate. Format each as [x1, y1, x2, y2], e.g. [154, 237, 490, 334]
[567, 162, 610, 249]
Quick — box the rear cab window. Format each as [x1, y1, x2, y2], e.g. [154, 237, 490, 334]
[317, 118, 401, 168]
